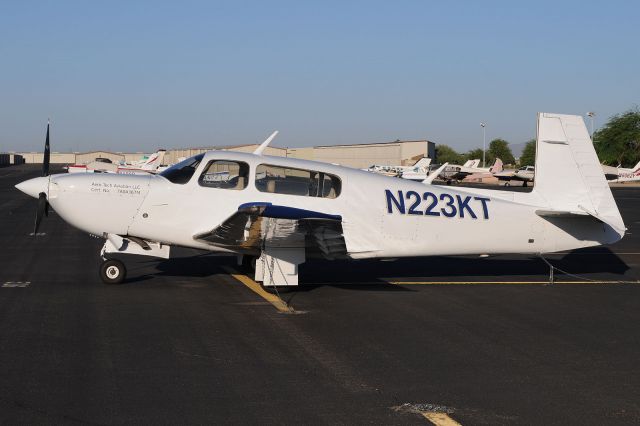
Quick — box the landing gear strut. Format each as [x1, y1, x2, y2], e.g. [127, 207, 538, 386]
[100, 259, 127, 284]
[98, 233, 170, 285]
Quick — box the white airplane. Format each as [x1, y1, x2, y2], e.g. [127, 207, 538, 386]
[365, 157, 431, 178]
[440, 158, 503, 183]
[17, 114, 625, 288]
[602, 161, 640, 183]
[66, 149, 166, 174]
[494, 165, 535, 187]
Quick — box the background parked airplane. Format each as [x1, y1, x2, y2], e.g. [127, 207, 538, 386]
[494, 165, 535, 187]
[66, 149, 166, 174]
[365, 157, 431, 178]
[440, 158, 503, 183]
[602, 161, 640, 182]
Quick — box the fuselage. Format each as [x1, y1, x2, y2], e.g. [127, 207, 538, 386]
[24, 150, 623, 259]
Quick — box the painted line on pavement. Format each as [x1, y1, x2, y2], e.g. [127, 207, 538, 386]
[550, 252, 640, 255]
[388, 280, 639, 285]
[222, 266, 295, 313]
[421, 412, 462, 426]
[300, 280, 639, 286]
[2, 281, 30, 288]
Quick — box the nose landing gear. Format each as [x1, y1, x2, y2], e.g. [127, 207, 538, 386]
[98, 233, 170, 285]
[100, 259, 127, 284]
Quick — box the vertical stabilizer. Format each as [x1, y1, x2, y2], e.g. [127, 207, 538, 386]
[412, 157, 432, 169]
[490, 158, 503, 173]
[141, 150, 166, 171]
[468, 159, 480, 168]
[532, 113, 624, 236]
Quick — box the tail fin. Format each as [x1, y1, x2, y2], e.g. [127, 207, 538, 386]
[468, 159, 480, 168]
[532, 113, 624, 236]
[490, 158, 503, 173]
[141, 150, 166, 171]
[462, 160, 473, 168]
[632, 160, 640, 173]
[412, 157, 432, 169]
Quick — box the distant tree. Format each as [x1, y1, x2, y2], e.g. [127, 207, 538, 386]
[519, 139, 536, 167]
[594, 108, 640, 167]
[435, 144, 464, 164]
[488, 138, 515, 165]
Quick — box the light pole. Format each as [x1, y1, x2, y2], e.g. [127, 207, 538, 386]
[480, 122, 486, 168]
[586, 111, 595, 140]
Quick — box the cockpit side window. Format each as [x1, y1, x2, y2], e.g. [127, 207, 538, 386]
[255, 164, 341, 198]
[198, 160, 249, 190]
[159, 154, 204, 184]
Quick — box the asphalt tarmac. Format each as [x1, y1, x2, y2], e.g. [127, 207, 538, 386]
[1, 165, 639, 425]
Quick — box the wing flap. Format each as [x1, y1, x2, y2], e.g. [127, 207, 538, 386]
[194, 203, 346, 258]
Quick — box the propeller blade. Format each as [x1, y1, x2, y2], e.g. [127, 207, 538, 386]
[43, 121, 50, 177]
[34, 192, 47, 235]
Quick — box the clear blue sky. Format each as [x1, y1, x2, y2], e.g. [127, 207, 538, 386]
[1, 0, 638, 153]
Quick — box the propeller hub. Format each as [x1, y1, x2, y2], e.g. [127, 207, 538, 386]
[15, 176, 49, 199]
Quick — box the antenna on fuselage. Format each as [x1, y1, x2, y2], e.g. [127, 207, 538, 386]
[253, 131, 279, 155]
[423, 162, 448, 184]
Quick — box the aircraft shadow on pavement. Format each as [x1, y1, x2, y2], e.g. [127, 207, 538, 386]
[299, 247, 630, 284]
[116, 247, 630, 287]
[144, 254, 231, 278]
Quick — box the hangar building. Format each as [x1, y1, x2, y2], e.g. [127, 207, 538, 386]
[16, 139, 436, 170]
[295, 140, 435, 169]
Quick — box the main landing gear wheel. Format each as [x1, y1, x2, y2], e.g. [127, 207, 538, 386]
[241, 255, 257, 273]
[100, 259, 127, 284]
[260, 283, 296, 294]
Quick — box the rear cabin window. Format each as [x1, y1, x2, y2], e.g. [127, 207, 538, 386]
[198, 160, 249, 190]
[159, 154, 204, 184]
[255, 164, 341, 198]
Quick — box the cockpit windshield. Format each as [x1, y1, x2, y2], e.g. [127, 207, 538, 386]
[159, 154, 204, 184]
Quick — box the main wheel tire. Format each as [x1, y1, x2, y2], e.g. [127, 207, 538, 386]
[100, 259, 126, 284]
[241, 255, 257, 272]
[260, 283, 296, 294]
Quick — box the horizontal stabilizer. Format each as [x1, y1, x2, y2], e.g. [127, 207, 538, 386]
[535, 209, 589, 218]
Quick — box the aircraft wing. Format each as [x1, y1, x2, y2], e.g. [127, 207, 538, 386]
[193, 202, 347, 259]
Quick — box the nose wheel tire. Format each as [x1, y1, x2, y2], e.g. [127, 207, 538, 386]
[100, 259, 126, 284]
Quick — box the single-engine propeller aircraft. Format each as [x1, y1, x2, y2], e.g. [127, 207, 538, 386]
[601, 161, 640, 183]
[364, 157, 432, 178]
[66, 149, 167, 174]
[17, 114, 625, 287]
[494, 165, 536, 187]
[440, 158, 504, 183]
